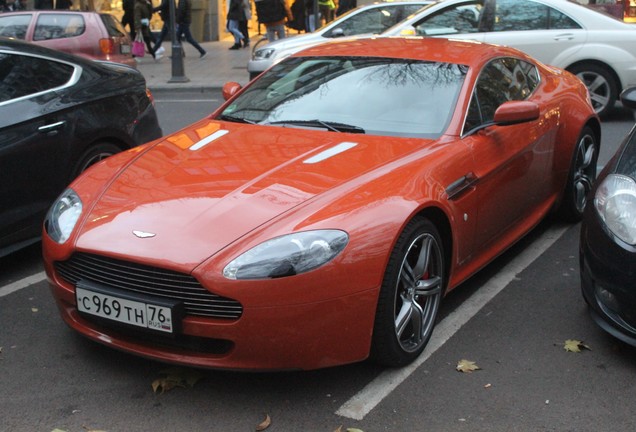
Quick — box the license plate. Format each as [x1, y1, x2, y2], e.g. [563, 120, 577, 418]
[120, 44, 131, 54]
[76, 282, 177, 333]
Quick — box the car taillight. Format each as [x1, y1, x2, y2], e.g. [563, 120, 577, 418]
[99, 38, 115, 54]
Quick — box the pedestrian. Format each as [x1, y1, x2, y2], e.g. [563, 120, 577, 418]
[121, 0, 135, 40]
[254, 0, 292, 42]
[318, 0, 335, 24]
[176, 0, 207, 58]
[238, 0, 251, 48]
[134, 0, 157, 59]
[152, 0, 170, 56]
[33, 0, 53, 9]
[336, 0, 355, 16]
[226, 0, 246, 50]
[55, 0, 72, 9]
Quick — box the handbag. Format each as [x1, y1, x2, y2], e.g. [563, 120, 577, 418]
[132, 32, 145, 57]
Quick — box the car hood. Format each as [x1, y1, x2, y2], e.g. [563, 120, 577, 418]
[75, 120, 430, 269]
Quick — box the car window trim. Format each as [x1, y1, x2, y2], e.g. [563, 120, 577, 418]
[0, 50, 82, 107]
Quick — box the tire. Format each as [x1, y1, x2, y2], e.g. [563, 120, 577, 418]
[72, 142, 122, 179]
[371, 217, 446, 367]
[558, 126, 598, 222]
[569, 63, 617, 118]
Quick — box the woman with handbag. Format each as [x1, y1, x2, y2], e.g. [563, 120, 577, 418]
[134, 0, 157, 59]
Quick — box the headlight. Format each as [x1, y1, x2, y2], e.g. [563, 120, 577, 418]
[594, 174, 636, 245]
[45, 188, 83, 244]
[223, 230, 349, 280]
[253, 48, 275, 60]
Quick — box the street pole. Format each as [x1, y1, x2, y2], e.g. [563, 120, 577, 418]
[313, 0, 319, 32]
[168, 0, 189, 83]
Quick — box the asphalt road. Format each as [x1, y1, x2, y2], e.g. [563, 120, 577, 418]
[1, 96, 635, 432]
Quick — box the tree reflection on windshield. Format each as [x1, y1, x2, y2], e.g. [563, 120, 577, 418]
[220, 56, 468, 138]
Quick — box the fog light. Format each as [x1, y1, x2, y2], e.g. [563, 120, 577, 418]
[596, 286, 619, 312]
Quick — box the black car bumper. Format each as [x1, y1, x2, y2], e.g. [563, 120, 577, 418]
[580, 207, 636, 346]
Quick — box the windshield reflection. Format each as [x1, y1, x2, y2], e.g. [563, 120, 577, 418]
[220, 56, 467, 138]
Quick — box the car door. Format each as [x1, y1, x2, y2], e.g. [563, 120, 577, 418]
[0, 50, 79, 251]
[481, 0, 586, 65]
[463, 57, 557, 251]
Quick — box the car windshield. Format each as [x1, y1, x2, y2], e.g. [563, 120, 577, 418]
[220, 56, 467, 138]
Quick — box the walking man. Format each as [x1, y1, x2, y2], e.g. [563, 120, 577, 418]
[176, 0, 207, 59]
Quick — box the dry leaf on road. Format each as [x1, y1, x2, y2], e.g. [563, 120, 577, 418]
[256, 414, 271, 431]
[563, 339, 591, 353]
[456, 359, 481, 373]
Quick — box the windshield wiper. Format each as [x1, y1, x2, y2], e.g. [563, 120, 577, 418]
[266, 119, 365, 134]
[219, 114, 257, 124]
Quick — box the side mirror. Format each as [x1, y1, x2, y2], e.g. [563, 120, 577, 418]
[493, 100, 540, 126]
[329, 28, 345, 38]
[399, 25, 417, 36]
[222, 82, 242, 101]
[620, 87, 636, 110]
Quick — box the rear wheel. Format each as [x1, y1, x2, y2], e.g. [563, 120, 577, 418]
[569, 63, 617, 118]
[559, 126, 598, 222]
[371, 217, 446, 367]
[72, 142, 121, 179]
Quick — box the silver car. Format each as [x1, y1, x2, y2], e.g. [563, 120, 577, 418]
[382, 0, 636, 117]
[247, 0, 432, 79]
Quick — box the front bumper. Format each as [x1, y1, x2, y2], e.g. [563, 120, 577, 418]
[579, 207, 636, 346]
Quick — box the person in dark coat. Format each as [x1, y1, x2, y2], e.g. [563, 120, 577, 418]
[134, 0, 157, 58]
[121, 0, 135, 39]
[34, 0, 53, 9]
[226, 0, 245, 50]
[152, 0, 171, 55]
[176, 0, 207, 58]
[55, 0, 72, 9]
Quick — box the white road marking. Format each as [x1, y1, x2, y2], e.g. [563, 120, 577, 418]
[0, 271, 47, 298]
[336, 225, 569, 420]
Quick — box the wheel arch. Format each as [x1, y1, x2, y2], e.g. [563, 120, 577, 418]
[413, 205, 453, 290]
[566, 59, 622, 93]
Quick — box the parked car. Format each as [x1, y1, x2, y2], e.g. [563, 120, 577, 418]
[380, 0, 636, 117]
[0, 10, 135, 67]
[44, 37, 598, 371]
[0, 38, 162, 257]
[580, 87, 636, 347]
[247, 0, 432, 79]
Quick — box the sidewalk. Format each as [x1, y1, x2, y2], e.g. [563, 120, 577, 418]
[135, 35, 257, 92]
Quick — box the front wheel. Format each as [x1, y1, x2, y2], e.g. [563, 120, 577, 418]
[72, 142, 122, 179]
[371, 217, 446, 367]
[559, 126, 598, 222]
[569, 63, 617, 118]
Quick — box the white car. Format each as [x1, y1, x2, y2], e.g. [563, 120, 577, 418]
[247, 0, 432, 79]
[381, 0, 636, 116]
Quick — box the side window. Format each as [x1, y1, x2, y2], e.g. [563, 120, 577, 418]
[413, 1, 484, 36]
[464, 58, 539, 133]
[0, 14, 32, 39]
[493, 0, 580, 31]
[33, 13, 86, 41]
[326, 6, 404, 36]
[0, 52, 75, 103]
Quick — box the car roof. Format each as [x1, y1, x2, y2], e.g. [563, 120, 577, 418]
[0, 10, 102, 16]
[293, 36, 530, 67]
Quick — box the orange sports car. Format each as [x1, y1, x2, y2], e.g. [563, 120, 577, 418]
[43, 37, 599, 371]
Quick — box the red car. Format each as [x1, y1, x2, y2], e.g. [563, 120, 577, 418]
[43, 38, 599, 371]
[0, 10, 135, 67]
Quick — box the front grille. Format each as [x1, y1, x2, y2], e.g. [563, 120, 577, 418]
[55, 253, 243, 319]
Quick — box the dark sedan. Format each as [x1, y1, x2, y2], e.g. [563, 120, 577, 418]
[0, 37, 162, 257]
[580, 88, 636, 346]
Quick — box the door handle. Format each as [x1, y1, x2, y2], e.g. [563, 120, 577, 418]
[38, 120, 66, 133]
[446, 172, 478, 200]
[553, 33, 574, 41]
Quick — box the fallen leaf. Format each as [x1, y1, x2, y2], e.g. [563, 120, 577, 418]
[334, 426, 343, 432]
[346, 429, 365, 432]
[456, 359, 481, 373]
[484, 383, 492, 388]
[32, 307, 39, 313]
[151, 367, 203, 394]
[255, 414, 271, 431]
[51, 429, 68, 432]
[563, 339, 591, 353]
